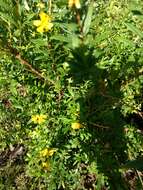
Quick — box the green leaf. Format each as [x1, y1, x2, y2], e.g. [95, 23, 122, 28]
[122, 157, 143, 171]
[50, 34, 71, 43]
[135, 15, 143, 22]
[125, 23, 143, 38]
[82, 1, 94, 36]
[72, 35, 80, 48]
[31, 39, 47, 48]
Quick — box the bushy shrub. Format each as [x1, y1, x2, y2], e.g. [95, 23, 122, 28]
[0, 0, 143, 189]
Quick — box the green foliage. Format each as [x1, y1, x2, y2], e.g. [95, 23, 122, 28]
[0, 0, 143, 189]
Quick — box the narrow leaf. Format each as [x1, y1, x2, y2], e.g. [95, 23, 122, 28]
[125, 23, 143, 38]
[82, 1, 94, 36]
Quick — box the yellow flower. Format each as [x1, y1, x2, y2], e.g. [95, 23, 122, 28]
[48, 148, 57, 156]
[40, 148, 57, 157]
[31, 114, 46, 124]
[33, 11, 53, 33]
[40, 148, 49, 157]
[68, 0, 81, 9]
[71, 122, 82, 129]
[42, 161, 50, 170]
[37, 2, 45, 9]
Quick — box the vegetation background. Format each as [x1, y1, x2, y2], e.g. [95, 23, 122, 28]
[0, 0, 143, 189]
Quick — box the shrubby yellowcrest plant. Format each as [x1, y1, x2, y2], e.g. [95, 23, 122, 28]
[0, 0, 143, 189]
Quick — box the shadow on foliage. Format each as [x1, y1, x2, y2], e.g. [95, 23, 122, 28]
[68, 45, 129, 190]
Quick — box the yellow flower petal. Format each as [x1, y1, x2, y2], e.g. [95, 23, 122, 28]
[31, 114, 39, 123]
[37, 26, 43, 32]
[33, 12, 53, 33]
[48, 148, 57, 156]
[39, 11, 50, 21]
[75, 0, 81, 9]
[37, 3, 45, 9]
[42, 162, 50, 170]
[40, 149, 49, 157]
[68, 0, 81, 9]
[45, 23, 53, 31]
[71, 122, 82, 129]
[33, 20, 41, 27]
[68, 0, 74, 8]
[40, 148, 57, 157]
[31, 114, 46, 124]
[37, 114, 46, 123]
